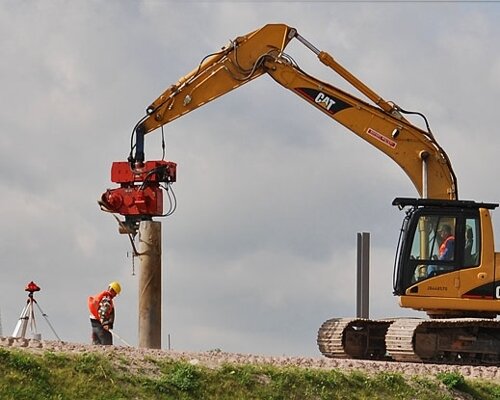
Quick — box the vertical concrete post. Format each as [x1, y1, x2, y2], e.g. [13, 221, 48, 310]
[356, 232, 370, 319]
[138, 220, 162, 349]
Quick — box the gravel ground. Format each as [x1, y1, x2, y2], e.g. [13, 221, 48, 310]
[1, 336, 499, 381]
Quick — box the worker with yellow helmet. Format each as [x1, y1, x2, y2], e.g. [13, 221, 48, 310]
[88, 281, 122, 345]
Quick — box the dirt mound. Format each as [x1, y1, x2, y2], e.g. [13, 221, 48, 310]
[1, 336, 498, 381]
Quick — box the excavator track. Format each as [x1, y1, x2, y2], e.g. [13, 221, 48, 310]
[386, 318, 500, 365]
[384, 318, 425, 363]
[318, 317, 500, 365]
[317, 318, 392, 361]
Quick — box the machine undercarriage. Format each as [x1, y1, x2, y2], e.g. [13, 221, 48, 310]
[317, 317, 500, 365]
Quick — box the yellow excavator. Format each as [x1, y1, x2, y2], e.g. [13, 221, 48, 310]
[101, 24, 500, 365]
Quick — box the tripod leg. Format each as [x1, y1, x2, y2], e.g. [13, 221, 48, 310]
[35, 301, 62, 341]
[12, 303, 31, 338]
[29, 301, 38, 337]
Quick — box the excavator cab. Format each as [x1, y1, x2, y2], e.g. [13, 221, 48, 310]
[394, 197, 483, 291]
[392, 197, 499, 317]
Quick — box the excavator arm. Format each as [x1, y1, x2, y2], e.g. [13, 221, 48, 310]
[132, 23, 457, 200]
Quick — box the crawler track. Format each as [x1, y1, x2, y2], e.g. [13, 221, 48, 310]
[318, 317, 500, 365]
[317, 318, 391, 361]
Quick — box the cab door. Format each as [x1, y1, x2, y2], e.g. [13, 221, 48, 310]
[394, 206, 479, 295]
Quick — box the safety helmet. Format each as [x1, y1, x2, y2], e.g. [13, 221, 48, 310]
[108, 281, 122, 295]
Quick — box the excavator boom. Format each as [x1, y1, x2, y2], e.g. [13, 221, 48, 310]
[133, 24, 457, 200]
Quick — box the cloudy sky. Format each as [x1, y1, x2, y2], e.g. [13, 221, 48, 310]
[1, 1, 499, 357]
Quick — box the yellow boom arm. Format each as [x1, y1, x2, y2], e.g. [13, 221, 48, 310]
[134, 23, 457, 200]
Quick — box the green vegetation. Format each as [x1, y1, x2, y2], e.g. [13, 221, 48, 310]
[0, 347, 498, 400]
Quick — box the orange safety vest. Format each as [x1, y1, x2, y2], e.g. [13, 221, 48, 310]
[439, 235, 455, 259]
[88, 290, 114, 321]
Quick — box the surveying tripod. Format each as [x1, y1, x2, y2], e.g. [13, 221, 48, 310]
[12, 281, 61, 341]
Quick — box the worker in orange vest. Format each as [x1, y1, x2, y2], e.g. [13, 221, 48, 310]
[88, 281, 121, 345]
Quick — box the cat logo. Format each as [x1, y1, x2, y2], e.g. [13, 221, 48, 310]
[314, 92, 336, 111]
[294, 87, 351, 115]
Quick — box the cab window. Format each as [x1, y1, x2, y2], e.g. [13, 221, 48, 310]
[410, 214, 459, 282]
[464, 217, 480, 267]
[410, 216, 456, 262]
[408, 212, 482, 283]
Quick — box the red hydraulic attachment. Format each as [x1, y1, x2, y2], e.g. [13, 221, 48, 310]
[100, 160, 177, 234]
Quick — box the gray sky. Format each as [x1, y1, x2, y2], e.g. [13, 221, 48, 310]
[1, 1, 499, 356]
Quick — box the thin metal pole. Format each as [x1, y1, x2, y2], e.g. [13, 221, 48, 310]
[138, 220, 162, 349]
[356, 233, 362, 318]
[356, 232, 370, 319]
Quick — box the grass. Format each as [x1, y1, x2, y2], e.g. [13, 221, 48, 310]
[0, 347, 498, 400]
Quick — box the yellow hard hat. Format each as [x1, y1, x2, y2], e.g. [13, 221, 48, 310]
[108, 281, 122, 295]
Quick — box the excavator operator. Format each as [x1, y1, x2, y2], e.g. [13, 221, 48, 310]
[438, 224, 455, 261]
